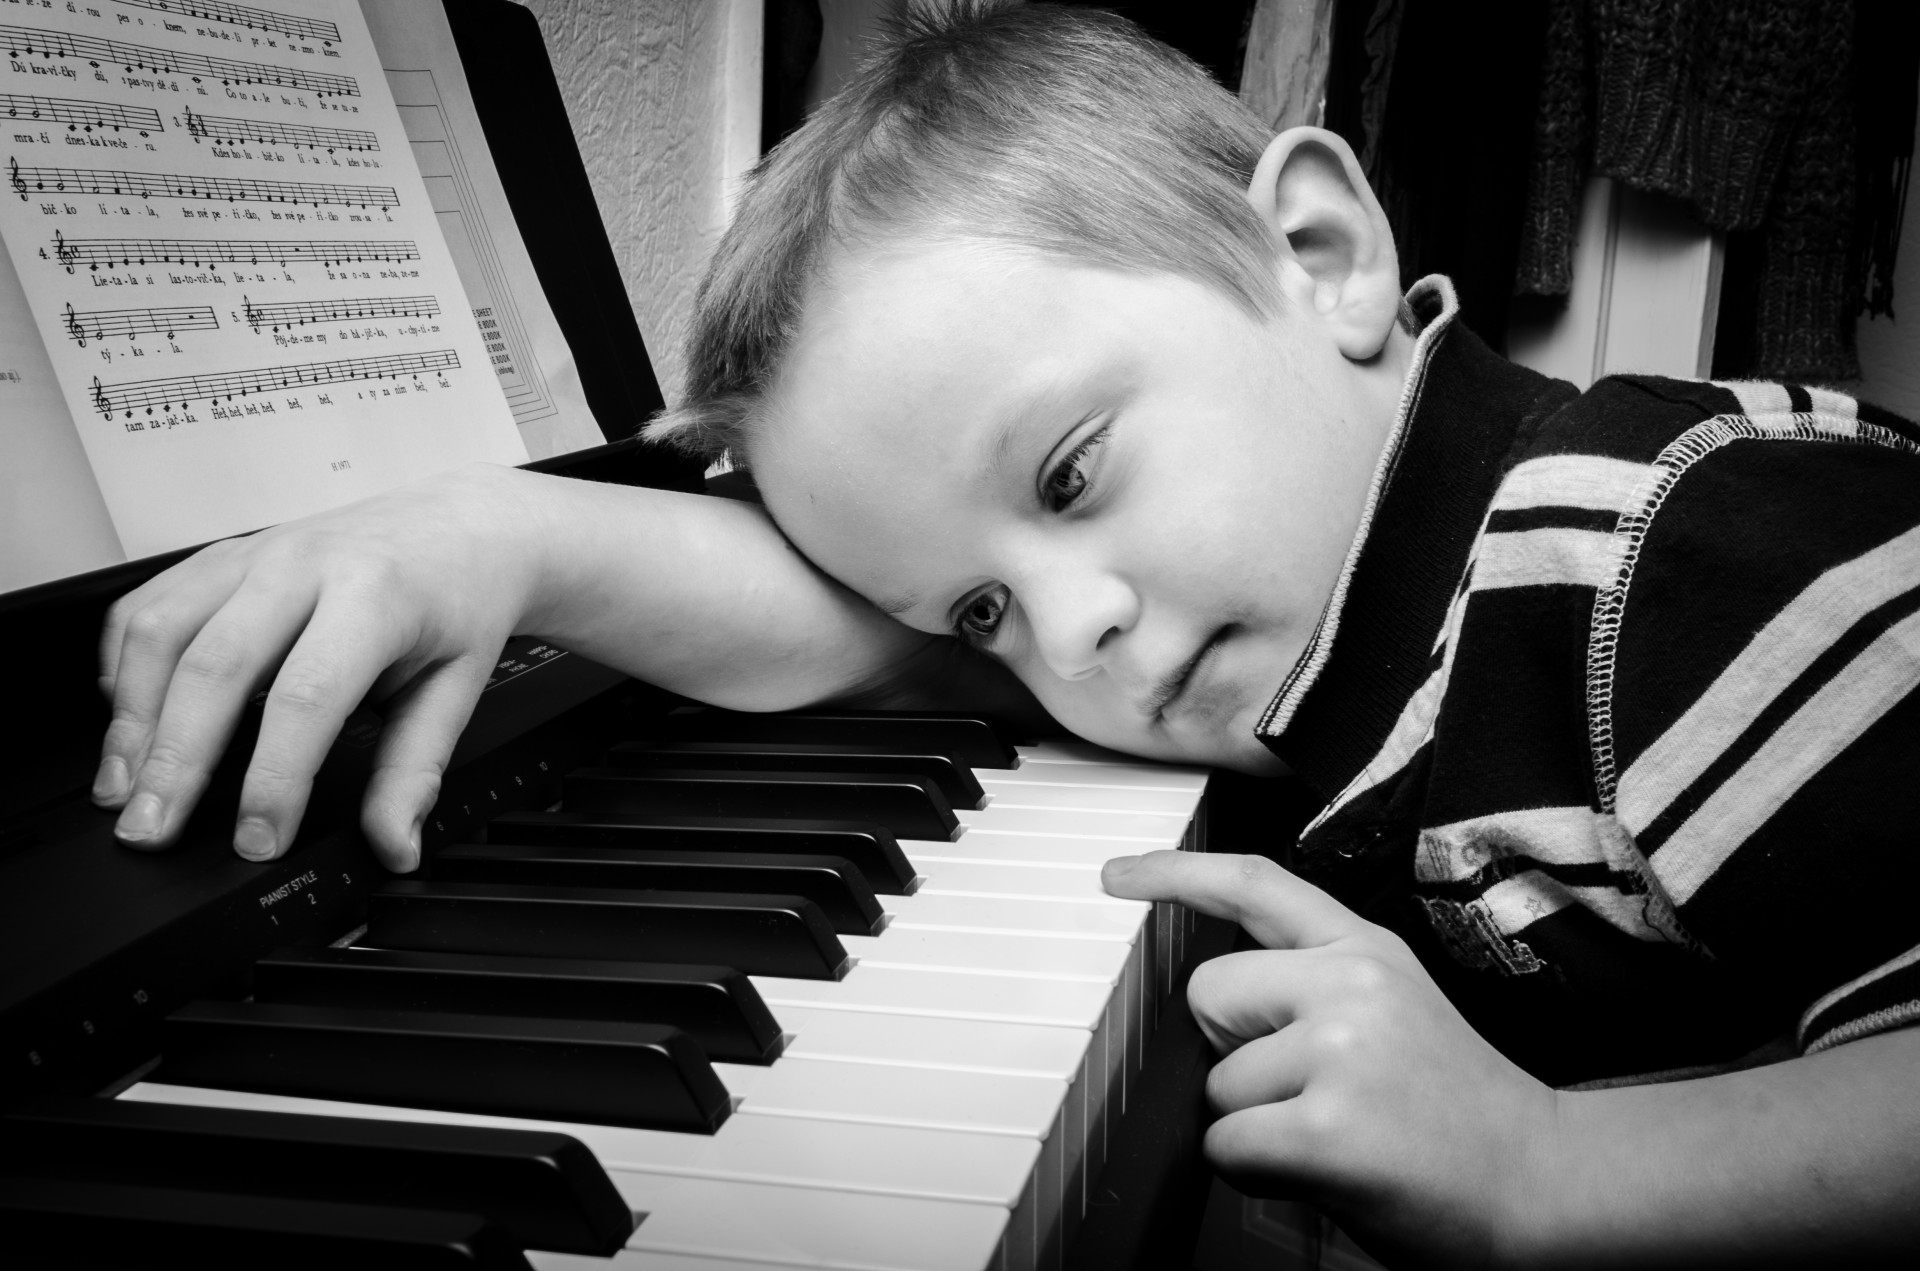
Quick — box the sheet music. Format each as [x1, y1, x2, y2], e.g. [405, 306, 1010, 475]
[0, 236, 121, 591]
[0, 0, 527, 559]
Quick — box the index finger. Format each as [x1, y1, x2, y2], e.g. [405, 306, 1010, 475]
[223, 602, 407, 862]
[1100, 851, 1363, 949]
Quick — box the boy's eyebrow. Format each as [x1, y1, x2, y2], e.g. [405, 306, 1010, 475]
[987, 414, 1029, 481]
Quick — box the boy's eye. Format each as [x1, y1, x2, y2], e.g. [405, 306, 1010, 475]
[1041, 427, 1108, 512]
[956, 585, 1009, 643]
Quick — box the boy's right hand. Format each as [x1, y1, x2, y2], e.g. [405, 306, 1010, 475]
[93, 462, 546, 873]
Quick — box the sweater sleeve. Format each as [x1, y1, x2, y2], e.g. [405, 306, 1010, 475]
[1601, 389, 1920, 1053]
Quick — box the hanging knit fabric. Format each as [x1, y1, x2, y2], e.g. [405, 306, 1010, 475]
[1851, 0, 1920, 321]
[1515, 0, 1865, 381]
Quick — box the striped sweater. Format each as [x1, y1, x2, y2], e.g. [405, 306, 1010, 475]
[1260, 279, 1920, 1085]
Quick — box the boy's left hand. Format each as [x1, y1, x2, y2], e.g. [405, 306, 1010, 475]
[1103, 850, 1558, 1270]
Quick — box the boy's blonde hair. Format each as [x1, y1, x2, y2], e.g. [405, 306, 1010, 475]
[643, 0, 1277, 466]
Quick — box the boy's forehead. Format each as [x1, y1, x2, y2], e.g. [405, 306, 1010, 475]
[769, 245, 1066, 448]
[772, 240, 1247, 434]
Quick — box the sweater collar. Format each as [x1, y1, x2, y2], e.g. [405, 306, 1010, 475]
[1255, 277, 1576, 800]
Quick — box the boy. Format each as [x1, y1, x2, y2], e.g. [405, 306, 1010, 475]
[87, 2, 1919, 1265]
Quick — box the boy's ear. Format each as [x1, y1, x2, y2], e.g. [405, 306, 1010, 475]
[1246, 127, 1402, 361]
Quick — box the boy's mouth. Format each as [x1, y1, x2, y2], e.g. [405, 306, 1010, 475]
[1143, 627, 1229, 719]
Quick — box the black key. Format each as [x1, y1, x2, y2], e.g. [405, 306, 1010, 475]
[2, 1176, 528, 1270]
[433, 841, 886, 936]
[564, 767, 959, 843]
[659, 707, 1018, 769]
[253, 945, 784, 1064]
[367, 880, 851, 981]
[607, 740, 986, 808]
[2, 1095, 632, 1255]
[161, 999, 731, 1134]
[484, 812, 919, 894]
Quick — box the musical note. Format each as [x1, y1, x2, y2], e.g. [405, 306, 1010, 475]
[9, 162, 398, 210]
[63, 302, 219, 347]
[111, 0, 342, 46]
[0, 94, 162, 137]
[43, 234, 421, 273]
[0, 24, 358, 98]
[182, 107, 376, 154]
[93, 350, 461, 417]
[240, 293, 439, 333]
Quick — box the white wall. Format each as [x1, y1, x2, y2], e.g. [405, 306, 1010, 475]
[516, 0, 760, 406]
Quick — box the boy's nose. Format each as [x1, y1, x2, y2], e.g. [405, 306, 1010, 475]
[1022, 563, 1140, 682]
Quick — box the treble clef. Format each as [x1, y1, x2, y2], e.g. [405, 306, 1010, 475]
[183, 106, 205, 142]
[9, 157, 25, 201]
[53, 230, 79, 274]
[242, 294, 262, 332]
[64, 303, 84, 347]
[91, 377, 110, 417]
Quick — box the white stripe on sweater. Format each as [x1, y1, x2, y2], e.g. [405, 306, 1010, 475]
[1491, 454, 1653, 514]
[1806, 386, 1859, 420]
[1618, 525, 1920, 835]
[1655, 607, 1920, 904]
[1718, 381, 1795, 416]
[1474, 527, 1623, 592]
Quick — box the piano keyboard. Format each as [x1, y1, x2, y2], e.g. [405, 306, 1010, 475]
[105, 718, 1212, 1271]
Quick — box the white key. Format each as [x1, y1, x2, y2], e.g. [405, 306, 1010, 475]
[121, 1081, 1036, 1205]
[840, 928, 1130, 981]
[778, 1005, 1089, 1079]
[883, 892, 1144, 941]
[716, 1057, 1064, 1138]
[976, 778, 1197, 816]
[982, 766, 1204, 796]
[900, 836, 1139, 869]
[761, 956, 1138, 1108]
[912, 862, 1141, 904]
[958, 805, 1191, 844]
[1014, 741, 1208, 782]
[616, 1173, 1009, 1271]
[753, 963, 1113, 1030]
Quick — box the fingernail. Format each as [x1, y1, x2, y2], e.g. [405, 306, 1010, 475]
[116, 792, 164, 842]
[1105, 854, 1140, 877]
[92, 756, 129, 805]
[233, 818, 278, 862]
[398, 808, 425, 873]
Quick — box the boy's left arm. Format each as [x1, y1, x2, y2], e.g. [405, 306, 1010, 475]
[1103, 851, 1920, 1270]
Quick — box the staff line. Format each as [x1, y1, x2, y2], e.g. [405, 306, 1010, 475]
[11, 158, 398, 209]
[94, 349, 462, 416]
[47, 231, 422, 272]
[0, 22, 358, 97]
